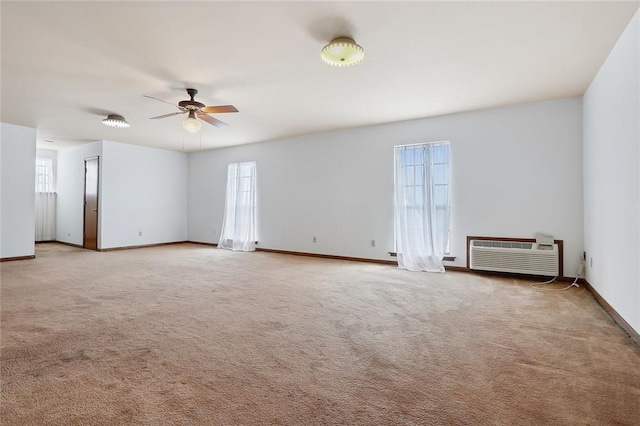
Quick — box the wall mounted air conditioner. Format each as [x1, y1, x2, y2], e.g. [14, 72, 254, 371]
[469, 239, 559, 276]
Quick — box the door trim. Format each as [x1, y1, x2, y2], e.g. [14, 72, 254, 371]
[83, 156, 99, 250]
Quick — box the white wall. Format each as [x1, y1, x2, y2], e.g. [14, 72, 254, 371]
[0, 123, 36, 258]
[583, 11, 639, 334]
[189, 97, 584, 276]
[57, 140, 188, 249]
[56, 141, 103, 246]
[100, 141, 188, 249]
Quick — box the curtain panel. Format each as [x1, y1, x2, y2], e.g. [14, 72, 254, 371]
[218, 161, 257, 252]
[394, 142, 450, 272]
[35, 192, 56, 241]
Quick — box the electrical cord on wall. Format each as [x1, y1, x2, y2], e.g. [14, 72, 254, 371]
[530, 261, 583, 291]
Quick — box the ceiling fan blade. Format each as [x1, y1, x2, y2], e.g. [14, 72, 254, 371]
[198, 113, 228, 128]
[201, 105, 239, 114]
[149, 111, 186, 119]
[143, 95, 177, 107]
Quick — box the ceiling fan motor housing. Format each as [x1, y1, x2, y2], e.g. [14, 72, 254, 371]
[178, 88, 205, 110]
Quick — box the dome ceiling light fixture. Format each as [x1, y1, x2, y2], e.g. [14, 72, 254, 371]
[182, 111, 202, 133]
[102, 114, 130, 128]
[321, 37, 364, 67]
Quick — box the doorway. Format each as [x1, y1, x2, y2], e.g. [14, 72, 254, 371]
[83, 157, 99, 250]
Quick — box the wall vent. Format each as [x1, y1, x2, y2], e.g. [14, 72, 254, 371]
[469, 239, 559, 276]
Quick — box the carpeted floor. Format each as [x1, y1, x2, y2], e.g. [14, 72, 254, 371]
[1, 243, 639, 425]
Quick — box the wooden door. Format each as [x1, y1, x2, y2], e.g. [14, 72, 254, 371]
[83, 157, 99, 250]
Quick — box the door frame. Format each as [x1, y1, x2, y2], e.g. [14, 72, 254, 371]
[83, 156, 100, 250]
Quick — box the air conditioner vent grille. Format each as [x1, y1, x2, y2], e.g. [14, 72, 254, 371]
[472, 240, 533, 250]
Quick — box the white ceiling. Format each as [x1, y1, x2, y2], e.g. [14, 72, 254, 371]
[2, 1, 639, 152]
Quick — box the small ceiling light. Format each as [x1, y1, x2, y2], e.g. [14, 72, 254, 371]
[321, 37, 364, 67]
[182, 111, 201, 133]
[102, 114, 130, 128]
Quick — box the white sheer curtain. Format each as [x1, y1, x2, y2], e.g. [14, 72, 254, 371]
[218, 161, 257, 252]
[394, 142, 451, 272]
[35, 157, 56, 241]
[35, 193, 56, 241]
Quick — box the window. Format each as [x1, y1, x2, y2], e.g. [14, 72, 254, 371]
[218, 161, 257, 252]
[394, 141, 451, 271]
[35, 157, 54, 192]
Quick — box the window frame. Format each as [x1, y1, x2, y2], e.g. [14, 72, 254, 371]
[35, 157, 54, 193]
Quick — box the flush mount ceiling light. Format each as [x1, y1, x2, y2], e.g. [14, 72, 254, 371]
[321, 37, 364, 67]
[102, 114, 130, 128]
[182, 111, 202, 133]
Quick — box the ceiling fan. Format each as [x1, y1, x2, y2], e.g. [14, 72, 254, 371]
[144, 88, 238, 133]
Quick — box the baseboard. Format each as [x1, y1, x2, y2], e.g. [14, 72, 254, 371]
[35, 240, 57, 244]
[444, 265, 470, 273]
[0, 254, 36, 262]
[257, 248, 472, 272]
[582, 280, 639, 346]
[188, 242, 473, 271]
[98, 241, 188, 252]
[253, 247, 397, 265]
[189, 242, 396, 265]
[187, 241, 218, 247]
[466, 269, 577, 282]
[55, 241, 84, 249]
[188, 241, 394, 264]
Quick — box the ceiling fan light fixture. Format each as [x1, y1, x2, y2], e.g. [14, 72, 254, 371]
[182, 112, 201, 133]
[102, 114, 130, 128]
[321, 37, 364, 67]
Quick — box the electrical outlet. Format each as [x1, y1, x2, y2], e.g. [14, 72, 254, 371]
[138, 231, 142, 237]
[590, 257, 593, 268]
[67, 232, 71, 237]
[371, 239, 376, 247]
[313, 236, 317, 243]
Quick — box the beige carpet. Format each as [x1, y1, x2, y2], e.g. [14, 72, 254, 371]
[1, 243, 639, 425]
